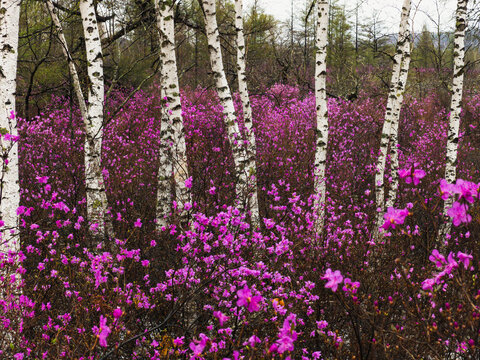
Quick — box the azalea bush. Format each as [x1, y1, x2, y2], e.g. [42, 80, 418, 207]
[1, 86, 480, 359]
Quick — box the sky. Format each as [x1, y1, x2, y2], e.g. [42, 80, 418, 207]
[244, 0, 458, 34]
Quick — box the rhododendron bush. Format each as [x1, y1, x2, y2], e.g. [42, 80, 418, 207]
[1, 86, 480, 359]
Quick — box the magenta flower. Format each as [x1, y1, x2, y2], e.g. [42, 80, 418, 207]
[113, 308, 122, 319]
[440, 179, 455, 200]
[189, 333, 208, 358]
[421, 278, 435, 291]
[429, 249, 446, 268]
[322, 268, 343, 292]
[382, 207, 409, 230]
[98, 316, 111, 347]
[134, 218, 142, 228]
[36, 176, 49, 184]
[276, 313, 298, 354]
[457, 251, 473, 269]
[453, 179, 478, 204]
[236, 285, 262, 312]
[173, 336, 185, 347]
[213, 311, 229, 326]
[343, 278, 360, 294]
[447, 201, 471, 226]
[399, 164, 426, 185]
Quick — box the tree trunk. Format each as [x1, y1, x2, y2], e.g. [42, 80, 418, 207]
[314, 0, 329, 230]
[386, 21, 412, 208]
[440, 0, 468, 237]
[79, 0, 112, 238]
[155, 0, 191, 231]
[374, 0, 411, 232]
[45, 0, 87, 121]
[0, 0, 20, 252]
[234, 0, 259, 227]
[201, 0, 249, 211]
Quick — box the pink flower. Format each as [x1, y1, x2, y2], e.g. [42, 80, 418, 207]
[382, 207, 409, 230]
[236, 285, 262, 312]
[447, 201, 471, 226]
[36, 176, 49, 184]
[185, 177, 193, 189]
[98, 316, 111, 347]
[399, 164, 426, 185]
[429, 249, 446, 268]
[13, 353, 24, 360]
[213, 311, 229, 327]
[343, 278, 360, 293]
[245, 335, 261, 347]
[173, 336, 184, 347]
[457, 251, 473, 269]
[113, 308, 122, 319]
[276, 314, 298, 354]
[189, 333, 208, 357]
[134, 218, 142, 228]
[322, 268, 343, 292]
[422, 278, 435, 291]
[440, 179, 455, 200]
[453, 179, 478, 204]
[263, 218, 275, 229]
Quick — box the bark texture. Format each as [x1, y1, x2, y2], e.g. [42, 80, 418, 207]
[0, 0, 20, 252]
[79, 0, 112, 238]
[314, 0, 329, 230]
[375, 0, 411, 231]
[155, 0, 191, 231]
[234, 0, 259, 227]
[440, 0, 468, 237]
[386, 20, 412, 208]
[46, 0, 87, 120]
[201, 0, 249, 211]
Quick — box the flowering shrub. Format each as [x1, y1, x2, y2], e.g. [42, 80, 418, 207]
[0, 86, 480, 359]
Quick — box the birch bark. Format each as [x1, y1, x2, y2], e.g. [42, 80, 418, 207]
[201, 0, 249, 211]
[375, 0, 411, 231]
[314, 0, 329, 230]
[0, 0, 20, 252]
[440, 0, 468, 237]
[234, 0, 259, 227]
[79, 0, 112, 238]
[154, 0, 190, 231]
[386, 23, 412, 208]
[45, 0, 87, 120]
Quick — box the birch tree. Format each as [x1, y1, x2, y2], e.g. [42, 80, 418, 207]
[234, 0, 259, 226]
[0, 0, 21, 252]
[79, 0, 112, 238]
[45, 0, 87, 121]
[386, 19, 412, 208]
[201, 0, 251, 216]
[374, 0, 411, 232]
[154, 0, 191, 231]
[440, 0, 468, 236]
[314, 0, 329, 230]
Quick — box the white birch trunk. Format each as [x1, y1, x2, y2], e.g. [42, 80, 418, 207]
[154, 0, 191, 231]
[386, 24, 412, 208]
[0, 0, 20, 253]
[45, 0, 88, 121]
[375, 0, 411, 231]
[440, 0, 468, 237]
[79, 0, 112, 238]
[202, 0, 249, 211]
[234, 0, 259, 227]
[314, 0, 329, 230]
